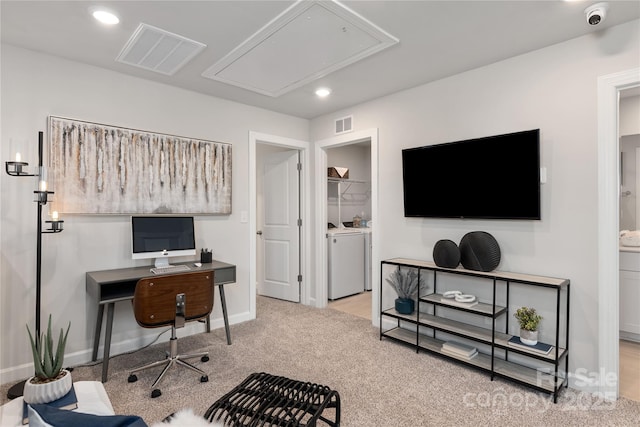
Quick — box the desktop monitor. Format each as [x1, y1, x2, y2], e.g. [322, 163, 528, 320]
[131, 216, 196, 267]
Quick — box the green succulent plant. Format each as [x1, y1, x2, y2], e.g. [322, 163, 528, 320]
[514, 306, 542, 332]
[26, 315, 70, 383]
[386, 267, 427, 300]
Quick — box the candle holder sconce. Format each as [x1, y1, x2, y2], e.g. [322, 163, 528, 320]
[5, 161, 34, 176]
[44, 219, 64, 233]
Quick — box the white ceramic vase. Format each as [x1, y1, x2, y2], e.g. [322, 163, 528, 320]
[520, 329, 539, 346]
[23, 369, 72, 404]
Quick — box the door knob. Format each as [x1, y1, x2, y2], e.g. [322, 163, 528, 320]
[257, 230, 263, 235]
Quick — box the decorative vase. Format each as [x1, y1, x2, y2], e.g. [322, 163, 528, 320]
[395, 298, 415, 314]
[23, 369, 72, 404]
[459, 231, 501, 272]
[520, 329, 538, 346]
[433, 239, 461, 268]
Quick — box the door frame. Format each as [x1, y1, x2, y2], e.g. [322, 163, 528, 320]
[597, 67, 639, 399]
[249, 132, 311, 316]
[314, 128, 379, 324]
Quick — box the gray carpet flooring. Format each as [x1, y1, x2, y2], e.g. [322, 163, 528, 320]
[3, 296, 640, 426]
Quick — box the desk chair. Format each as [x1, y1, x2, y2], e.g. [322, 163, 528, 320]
[127, 271, 214, 398]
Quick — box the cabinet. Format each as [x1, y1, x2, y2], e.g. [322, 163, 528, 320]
[379, 258, 570, 402]
[619, 250, 640, 341]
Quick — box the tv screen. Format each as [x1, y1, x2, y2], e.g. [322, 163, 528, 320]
[402, 129, 541, 220]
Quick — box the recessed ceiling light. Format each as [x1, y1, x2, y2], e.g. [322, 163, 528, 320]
[92, 10, 120, 25]
[316, 88, 331, 98]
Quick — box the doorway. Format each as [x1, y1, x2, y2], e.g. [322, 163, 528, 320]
[256, 145, 301, 303]
[617, 87, 640, 402]
[314, 128, 379, 325]
[597, 68, 640, 400]
[249, 132, 311, 317]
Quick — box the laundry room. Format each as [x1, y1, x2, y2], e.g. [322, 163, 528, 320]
[326, 142, 372, 313]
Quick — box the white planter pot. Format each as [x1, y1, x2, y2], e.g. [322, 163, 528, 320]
[23, 369, 72, 404]
[520, 329, 539, 346]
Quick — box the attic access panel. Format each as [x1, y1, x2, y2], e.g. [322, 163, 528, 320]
[201, 0, 398, 97]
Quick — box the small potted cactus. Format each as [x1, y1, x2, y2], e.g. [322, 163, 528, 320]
[23, 315, 72, 404]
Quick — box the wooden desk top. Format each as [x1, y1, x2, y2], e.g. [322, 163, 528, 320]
[87, 260, 235, 285]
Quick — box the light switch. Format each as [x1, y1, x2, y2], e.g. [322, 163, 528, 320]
[240, 211, 248, 223]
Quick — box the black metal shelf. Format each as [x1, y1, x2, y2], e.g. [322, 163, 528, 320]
[420, 293, 507, 317]
[380, 258, 570, 403]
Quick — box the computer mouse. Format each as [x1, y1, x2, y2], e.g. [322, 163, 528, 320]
[194, 262, 202, 267]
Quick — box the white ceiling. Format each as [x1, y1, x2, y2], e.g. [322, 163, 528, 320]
[1, 1, 639, 119]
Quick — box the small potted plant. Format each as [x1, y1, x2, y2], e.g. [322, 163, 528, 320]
[24, 315, 72, 404]
[513, 306, 542, 346]
[386, 267, 427, 314]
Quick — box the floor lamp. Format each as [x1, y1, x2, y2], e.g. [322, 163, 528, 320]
[5, 131, 65, 399]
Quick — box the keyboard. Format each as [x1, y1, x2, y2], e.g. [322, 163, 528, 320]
[150, 264, 191, 275]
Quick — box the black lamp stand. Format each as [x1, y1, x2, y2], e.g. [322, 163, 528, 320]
[5, 131, 63, 399]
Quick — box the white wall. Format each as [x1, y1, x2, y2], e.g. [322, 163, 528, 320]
[311, 20, 640, 388]
[620, 95, 640, 136]
[0, 45, 309, 383]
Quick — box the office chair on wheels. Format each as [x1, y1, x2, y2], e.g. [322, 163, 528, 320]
[127, 270, 214, 398]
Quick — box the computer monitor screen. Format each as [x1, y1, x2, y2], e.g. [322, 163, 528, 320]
[131, 216, 196, 267]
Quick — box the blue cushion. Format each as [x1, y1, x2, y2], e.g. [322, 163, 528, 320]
[28, 404, 148, 427]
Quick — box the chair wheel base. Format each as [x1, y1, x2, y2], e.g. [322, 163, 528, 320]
[201, 375, 208, 383]
[201, 355, 209, 362]
[128, 374, 138, 383]
[151, 389, 162, 398]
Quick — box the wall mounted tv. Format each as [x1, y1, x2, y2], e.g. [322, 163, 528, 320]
[402, 129, 541, 220]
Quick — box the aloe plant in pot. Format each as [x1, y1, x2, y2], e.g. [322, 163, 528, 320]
[386, 267, 427, 314]
[24, 315, 72, 404]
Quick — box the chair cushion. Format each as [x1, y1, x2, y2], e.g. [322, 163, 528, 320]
[28, 405, 147, 427]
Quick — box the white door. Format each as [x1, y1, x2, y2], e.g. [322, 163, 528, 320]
[257, 149, 301, 302]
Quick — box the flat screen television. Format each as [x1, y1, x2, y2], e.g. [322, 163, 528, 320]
[131, 216, 196, 267]
[402, 129, 541, 219]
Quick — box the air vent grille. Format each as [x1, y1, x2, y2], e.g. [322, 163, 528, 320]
[335, 116, 353, 134]
[116, 23, 206, 75]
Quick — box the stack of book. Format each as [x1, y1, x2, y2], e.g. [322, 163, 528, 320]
[22, 385, 78, 425]
[441, 341, 478, 360]
[507, 336, 553, 355]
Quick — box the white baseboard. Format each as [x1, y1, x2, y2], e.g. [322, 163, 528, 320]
[620, 330, 640, 343]
[0, 310, 252, 386]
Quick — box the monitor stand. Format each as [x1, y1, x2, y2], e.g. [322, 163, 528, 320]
[154, 257, 171, 268]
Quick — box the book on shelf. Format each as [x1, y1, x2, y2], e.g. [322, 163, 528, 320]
[442, 341, 477, 357]
[22, 384, 78, 425]
[441, 347, 478, 360]
[507, 335, 553, 355]
[438, 296, 479, 308]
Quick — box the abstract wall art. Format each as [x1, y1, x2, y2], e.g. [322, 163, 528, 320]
[48, 116, 232, 214]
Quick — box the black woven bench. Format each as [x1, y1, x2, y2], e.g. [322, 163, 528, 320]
[204, 372, 341, 426]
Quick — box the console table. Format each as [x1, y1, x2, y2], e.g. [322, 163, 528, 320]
[86, 260, 236, 382]
[380, 258, 570, 402]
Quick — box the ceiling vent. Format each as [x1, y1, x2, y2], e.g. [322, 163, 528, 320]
[116, 23, 206, 75]
[335, 115, 353, 134]
[202, 0, 398, 97]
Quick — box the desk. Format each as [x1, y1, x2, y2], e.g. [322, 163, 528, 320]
[86, 260, 236, 382]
